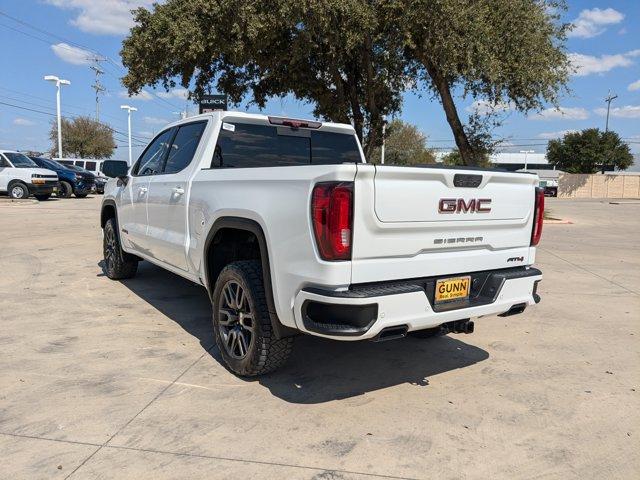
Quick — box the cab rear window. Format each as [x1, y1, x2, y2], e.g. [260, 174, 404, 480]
[210, 123, 361, 168]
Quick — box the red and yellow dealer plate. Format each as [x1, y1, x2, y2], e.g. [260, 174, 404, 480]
[435, 276, 471, 303]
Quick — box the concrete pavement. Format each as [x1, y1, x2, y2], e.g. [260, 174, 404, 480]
[0, 196, 638, 479]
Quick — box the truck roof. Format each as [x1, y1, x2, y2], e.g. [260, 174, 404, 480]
[163, 111, 356, 135]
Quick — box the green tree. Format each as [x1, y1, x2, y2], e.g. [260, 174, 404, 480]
[546, 129, 633, 173]
[50, 116, 116, 159]
[370, 119, 436, 165]
[395, 0, 571, 166]
[441, 150, 493, 168]
[121, 0, 570, 165]
[121, 0, 408, 159]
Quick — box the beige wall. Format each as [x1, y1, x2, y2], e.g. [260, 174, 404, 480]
[558, 174, 640, 199]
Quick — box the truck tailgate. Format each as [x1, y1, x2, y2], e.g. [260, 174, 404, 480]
[350, 164, 538, 284]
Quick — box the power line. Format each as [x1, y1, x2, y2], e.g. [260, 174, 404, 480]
[0, 100, 149, 146]
[0, 13, 185, 113]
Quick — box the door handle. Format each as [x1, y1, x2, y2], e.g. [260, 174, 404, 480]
[138, 186, 148, 194]
[172, 186, 185, 195]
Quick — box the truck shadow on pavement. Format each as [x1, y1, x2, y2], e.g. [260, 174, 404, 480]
[115, 262, 490, 404]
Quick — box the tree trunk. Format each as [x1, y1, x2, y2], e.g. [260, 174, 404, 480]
[422, 59, 477, 166]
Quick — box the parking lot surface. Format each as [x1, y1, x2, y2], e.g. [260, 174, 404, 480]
[0, 196, 638, 479]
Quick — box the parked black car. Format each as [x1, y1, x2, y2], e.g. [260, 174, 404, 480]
[29, 157, 94, 198]
[93, 175, 108, 194]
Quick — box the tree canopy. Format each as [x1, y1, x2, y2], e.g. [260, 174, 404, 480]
[50, 116, 116, 159]
[121, 0, 570, 164]
[370, 119, 436, 165]
[441, 150, 493, 169]
[546, 129, 633, 173]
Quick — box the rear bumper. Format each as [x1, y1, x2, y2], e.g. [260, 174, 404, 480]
[293, 267, 542, 340]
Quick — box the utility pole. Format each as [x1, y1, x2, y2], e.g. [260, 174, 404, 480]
[520, 150, 534, 171]
[120, 105, 137, 166]
[90, 61, 105, 122]
[44, 75, 71, 160]
[604, 90, 618, 133]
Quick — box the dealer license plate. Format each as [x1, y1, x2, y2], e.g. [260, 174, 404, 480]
[435, 276, 471, 303]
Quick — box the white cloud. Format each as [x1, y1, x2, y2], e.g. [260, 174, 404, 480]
[531, 107, 589, 121]
[568, 8, 624, 38]
[13, 118, 36, 126]
[537, 130, 578, 140]
[156, 88, 190, 100]
[45, 0, 153, 35]
[594, 105, 640, 119]
[50, 42, 94, 65]
[143, 116, 169, 125]
[465, 99, 514, 115]
[118, 89, 153, 101]
[569, 50, 640, 76]
[628, 80, 640, 92]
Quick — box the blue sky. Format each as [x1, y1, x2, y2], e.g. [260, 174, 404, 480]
[0, 0, 638, 160]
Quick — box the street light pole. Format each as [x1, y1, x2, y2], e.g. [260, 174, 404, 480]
[44, 75, 70, 159]
[120, 105, 137, 165]
[520, 150, 534, 171]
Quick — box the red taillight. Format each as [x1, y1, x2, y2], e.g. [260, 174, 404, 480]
[531, 187, 545, 246]
[311, 182, 353, 260]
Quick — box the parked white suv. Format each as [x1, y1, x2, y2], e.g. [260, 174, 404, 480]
[100, 112, 544, 376]
[0, 150, 58, 200]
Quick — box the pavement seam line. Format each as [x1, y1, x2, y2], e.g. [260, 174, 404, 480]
[1, 428, 421, 479]
[539, 247, 639, 295]
[63, 347, 213, 480]
[105, 444, 422, 480]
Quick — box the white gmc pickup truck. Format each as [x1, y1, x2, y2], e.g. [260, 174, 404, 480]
[100, 112, 543, 376]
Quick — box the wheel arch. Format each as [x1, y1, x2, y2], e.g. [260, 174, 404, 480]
[203, 216, 296, 339]
[100, 199, 118, 228]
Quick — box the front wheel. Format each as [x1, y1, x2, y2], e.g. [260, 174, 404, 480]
[9, 183, 29, 199]
[212, 260, 293, 376]
[57, 181, 72, 198]
[103, 218, 138, 279]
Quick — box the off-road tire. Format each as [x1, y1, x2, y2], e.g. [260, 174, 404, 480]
[212, 260, 293, 376]
[9, 182, 29, 199]
[35, 194, 51, 201]
[103, 218, 138, 280]
[58, 181, 73, 198]
[409, 327, 445, 339]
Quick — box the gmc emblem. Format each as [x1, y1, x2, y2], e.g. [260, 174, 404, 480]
[438, 198, 492, 214]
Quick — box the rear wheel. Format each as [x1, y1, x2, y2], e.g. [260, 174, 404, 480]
[9, 183, 29, 199]
[35, 193, 51, 201]
[57, 181, 72, 198]
[212, 260, 293, 376]
[103, 218, 138, 279]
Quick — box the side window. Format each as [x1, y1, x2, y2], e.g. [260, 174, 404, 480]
[311, 131, 361, 164]
[134, 129, 174, 176]
[0, 155, 9, 167]
[163, 122, 207, 174]
[85, 161, 97, 171]
[212, 123, 310, 168]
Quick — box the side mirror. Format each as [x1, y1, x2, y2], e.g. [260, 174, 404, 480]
[101, 160, 129, 179]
